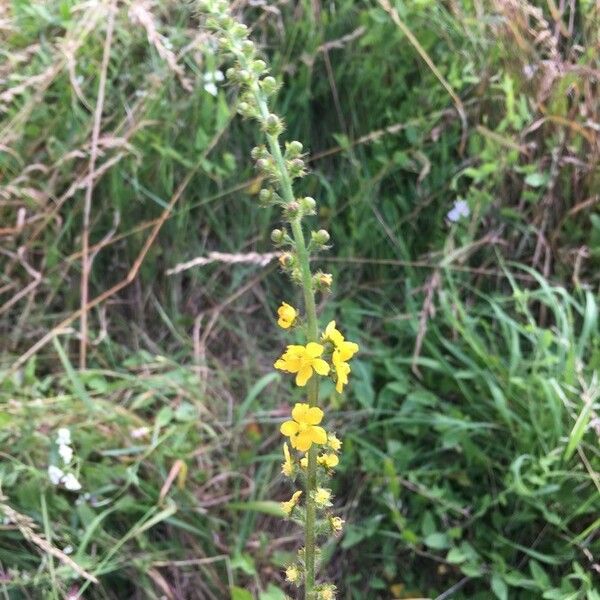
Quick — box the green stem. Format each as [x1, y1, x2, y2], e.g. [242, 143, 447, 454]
[251, 84, 320, 600]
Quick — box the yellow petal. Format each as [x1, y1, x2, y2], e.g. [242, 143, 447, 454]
[274, 358, 287, 370]
[312, 358, 330, 376]
[305, 342, 324, 358]
[292, 403, 309, 422]
[280, 420, 299, 436]
[324, 320, 336, 339]
[308, 425, 327, 445]
[305, 406, 323, 425]
[277, 317, 291, 329]
[295, 365, 313, 387]
[294, 430, 313, 452]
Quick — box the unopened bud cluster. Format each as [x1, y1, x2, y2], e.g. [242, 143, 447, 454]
[201, 1, 331, 289]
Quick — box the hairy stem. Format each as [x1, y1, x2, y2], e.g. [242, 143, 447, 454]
[252, 85, 320, 600]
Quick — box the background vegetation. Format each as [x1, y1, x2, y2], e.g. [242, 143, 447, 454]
[0, 0, 598, 598]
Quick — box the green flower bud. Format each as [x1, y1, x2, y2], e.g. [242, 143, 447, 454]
[260, 76, 278, 95]
[241, 40, 255, 57]
[271, 229, 285, 244]
[250, 146, 266, 160]
[252, 59, 267, 74]
[255, 158, 269, 172]
[263, 113, 283, 136]
[311, 229, 330, 245]
[238, 69, 252, 84]
[286, 140, 303, 157]
[259, 188, 274, 206]
[225, 67, 237, 81]
[231, 23, 248, 38]
[301, 196, 316, 214]
[288, 157, 305, 178]
[285, 201, 301, 220]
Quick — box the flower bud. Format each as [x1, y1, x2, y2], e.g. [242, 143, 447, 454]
[231, 23, 248, 38]
[288, 157, 305, 178]
[251, 59, 267, 74]
[263, 114, 283, 137]
[300, 196, 316, 214]
[286, 140, 303, 158]
[311, 229, 329, 245]
[225, 67, 237, 81]
[271, 229, 285, 244]
[259, 188, 274, 206]
[237, 69, 252, 84]
[241, 40, 255, 57]
[260, 76, 278, 95]
[237, 101, 251, 116]
[250, 145, 266, 160]
[255, 158, 269, 172]
[285, 201, 300, 219]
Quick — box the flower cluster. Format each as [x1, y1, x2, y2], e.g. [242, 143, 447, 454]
[47, 428, 81, 491]
[274, 309, 359, 393]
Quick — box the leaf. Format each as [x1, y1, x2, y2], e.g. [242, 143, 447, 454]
[259, 585, 286, 600]
[424, 533, 450, 550]
[491, 574, 508, 600]
[227, 501, 286, 517]
[231, 587, 253, 600]
[524, 172, 548, 187]
[237, 373, 280, 421]
[156, 406, 174, 427]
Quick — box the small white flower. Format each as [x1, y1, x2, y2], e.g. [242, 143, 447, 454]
[58, 443, 73, 465]
[203, 70, 224, 96]
[447, 199, 470, 222]
[62, 473, 82, 491]
[56, 428, 71, 446]
[48, 465, 64, 485]
[63, 545, 73, 555]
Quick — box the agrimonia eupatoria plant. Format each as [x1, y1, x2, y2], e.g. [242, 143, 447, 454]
[200, 3, 359, 599]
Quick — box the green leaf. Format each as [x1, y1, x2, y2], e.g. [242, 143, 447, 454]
[424, 532, 450, 550]
[231, 587, 253, 600]
[227, 501, 286, 517]
[259, 585, 286, 600]
[524, 172, 548, 187]
[491, 574, 508, 600]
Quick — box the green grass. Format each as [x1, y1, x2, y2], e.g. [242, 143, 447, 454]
[0, 0, 599, 598]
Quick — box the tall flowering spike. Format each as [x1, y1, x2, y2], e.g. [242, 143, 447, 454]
[200, 4, 359, 596]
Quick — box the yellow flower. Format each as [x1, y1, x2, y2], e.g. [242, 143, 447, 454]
[281, 443, 293, 477]
[317, 453, 339, 468]
[330, 516, 344, 532]
[327, 434, 342, 452]
[280, 403, 327, 452]
[332, 355, 351, 393]
[300, 456, 308, 469]
[277, 302, 298, 329]
[274, 343, 330, 387]
[322, 320, 359, 362]
[285, 565, 300, 583]
[280, 490, 302, 516]
[314, 487, 332, 507]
